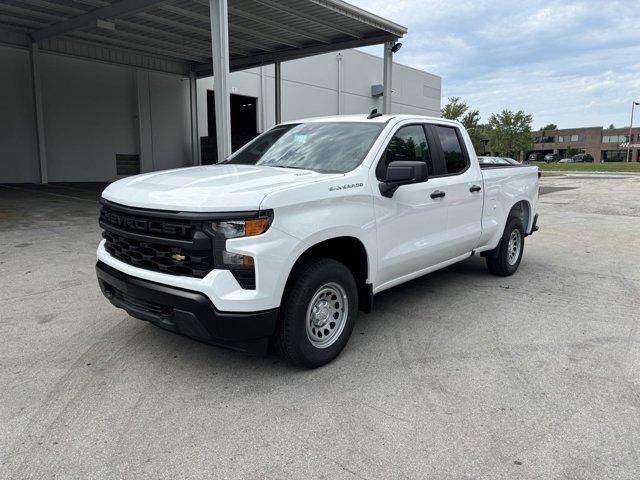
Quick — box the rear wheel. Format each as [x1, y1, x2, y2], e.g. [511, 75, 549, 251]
[485, 216, 524, 276]
[274, 258, 357, 368]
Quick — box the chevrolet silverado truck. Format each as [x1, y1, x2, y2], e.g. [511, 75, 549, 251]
[96, 114, 539, 368]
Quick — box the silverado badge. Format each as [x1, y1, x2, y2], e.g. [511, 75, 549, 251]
[171, 253, 186, 262]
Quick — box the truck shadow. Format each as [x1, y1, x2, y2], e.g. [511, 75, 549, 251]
[140, 254, 495, 374]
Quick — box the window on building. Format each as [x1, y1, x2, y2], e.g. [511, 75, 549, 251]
[602, 150, 626, 162]
[602, 135, 629, 143]
[534, 135, 555, 143]
[433, 125, 468, 174]
[558, 134, 582, 142]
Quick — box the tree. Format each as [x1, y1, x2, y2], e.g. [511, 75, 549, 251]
[486, 110, 533, 157]
[441, 97, 468, 121]
[441, 97, 485, 152]
[541, 123, 557, 130]
[608, 124, 616, 129]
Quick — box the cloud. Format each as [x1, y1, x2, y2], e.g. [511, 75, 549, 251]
[349, 0, 640, 128]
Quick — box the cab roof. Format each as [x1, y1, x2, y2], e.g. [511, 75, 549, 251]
[280, 114, 458, 126]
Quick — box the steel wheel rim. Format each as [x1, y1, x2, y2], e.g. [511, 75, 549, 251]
[507, 229, 521, 265]
[305, 282, 348, 349]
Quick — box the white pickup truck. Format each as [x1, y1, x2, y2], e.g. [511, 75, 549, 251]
[96, 114, 539, 367]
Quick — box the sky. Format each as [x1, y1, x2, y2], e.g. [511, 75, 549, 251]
[349, 0, 640, 130]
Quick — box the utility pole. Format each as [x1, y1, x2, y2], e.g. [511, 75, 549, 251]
[627, 101, 639, 162]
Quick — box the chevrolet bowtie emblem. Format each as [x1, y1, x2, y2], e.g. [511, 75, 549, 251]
[171, 253, 186, 262]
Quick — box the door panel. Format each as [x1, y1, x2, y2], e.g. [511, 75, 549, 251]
[431, 125, 484, 256]
[373, 123, 450, 287]
[374, 178, 450, 286]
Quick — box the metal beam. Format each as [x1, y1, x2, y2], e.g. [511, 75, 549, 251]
[275, 60, 282, 124]
[0, 13, 47, 29]
[134, 12, 211, 37]
[159, 5, 208, 22]
[30, 43, 48, 184]
[105, 28, 221, 58]
[382, 41, 393, 114]
[252, 0, 360, 38]
[336, 53, 342, 114]
[30, 0, 165, 42]
[259, 65, 267, 132]
[72, 31, 210, 62]
[0, 3, 65, 22]
[209, 0, 232, 162]
[228, 23, 302, 49]
[193, 33, 398, 74]
[16, 0, 85, 16]
[227, 6, 330, 44]
[186, 0, 330, 44]
[189, 71, 201, 166]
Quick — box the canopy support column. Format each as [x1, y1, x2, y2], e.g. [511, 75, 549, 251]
[209, 0, 232, 162]
[189, 71, 200, 165]
[30, 43, 48, 184]
[275, 60, 282, 124]
[382, 41, 393, 114]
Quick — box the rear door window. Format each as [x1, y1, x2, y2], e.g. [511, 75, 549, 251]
[433, 125, 468, 174]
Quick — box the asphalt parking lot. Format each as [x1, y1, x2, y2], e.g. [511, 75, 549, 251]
[1, 174, 639, 479]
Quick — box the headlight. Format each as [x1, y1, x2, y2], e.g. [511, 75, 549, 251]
[211, 211, 273, 239]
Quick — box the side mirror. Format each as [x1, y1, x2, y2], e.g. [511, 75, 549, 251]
[379, 161, 428, 198]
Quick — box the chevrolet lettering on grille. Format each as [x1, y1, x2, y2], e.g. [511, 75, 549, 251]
[103, 211, 191, 237]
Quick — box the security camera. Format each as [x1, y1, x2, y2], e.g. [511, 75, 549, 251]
[391, 42, 402, 53]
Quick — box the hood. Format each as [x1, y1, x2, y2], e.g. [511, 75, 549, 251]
[102, 164, 342, 212]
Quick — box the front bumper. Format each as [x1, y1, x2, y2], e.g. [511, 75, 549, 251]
[96, 261, 278, 353]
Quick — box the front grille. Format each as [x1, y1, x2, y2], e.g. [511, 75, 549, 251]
[100, 201, 216, 279]
[103, 230, 215, 278]
[100, 200, 257, 289]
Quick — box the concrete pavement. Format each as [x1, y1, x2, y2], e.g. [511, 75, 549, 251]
[1, 175, 639, 479]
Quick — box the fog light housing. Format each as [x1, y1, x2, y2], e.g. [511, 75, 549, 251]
[222, 251, 254, 266]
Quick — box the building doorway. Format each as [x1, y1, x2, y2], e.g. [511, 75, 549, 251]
[202, 92, 258, 164]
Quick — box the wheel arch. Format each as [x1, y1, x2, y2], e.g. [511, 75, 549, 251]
[283, 236, 373, 313]
[508, 199, 532, 233]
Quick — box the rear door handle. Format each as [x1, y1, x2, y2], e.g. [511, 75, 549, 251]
[430, 190, 446, 199]
[469, 185, 482, 192]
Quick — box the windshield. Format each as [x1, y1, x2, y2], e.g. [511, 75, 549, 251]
[226, 122, 384, 173]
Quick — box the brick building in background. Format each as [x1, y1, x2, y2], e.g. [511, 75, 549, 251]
[529, 126, 640, 162]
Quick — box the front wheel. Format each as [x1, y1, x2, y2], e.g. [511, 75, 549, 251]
[274, 258, 357, 368]
[484, 216, 525, 276]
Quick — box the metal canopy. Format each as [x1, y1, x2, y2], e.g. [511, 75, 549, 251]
[0, 0, 407, 75]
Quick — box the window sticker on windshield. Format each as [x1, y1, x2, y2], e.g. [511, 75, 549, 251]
[293, 134, 307, 144]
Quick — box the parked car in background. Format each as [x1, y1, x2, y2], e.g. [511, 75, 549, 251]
[572, 153, 594, 163]
[559, 157, 575, 163]
[544, 153, 561, 163]
[528, 153, 544, 162]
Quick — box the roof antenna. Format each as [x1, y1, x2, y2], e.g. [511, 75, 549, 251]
[367, 108, 383, 119]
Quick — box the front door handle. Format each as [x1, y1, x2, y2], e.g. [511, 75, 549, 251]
[430, 190, 446, 199]
[469, 185, 482, 193]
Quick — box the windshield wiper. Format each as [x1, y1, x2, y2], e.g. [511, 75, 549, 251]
[270, 165, 311, 170]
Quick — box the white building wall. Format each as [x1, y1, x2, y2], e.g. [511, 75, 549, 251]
[0, 45, 39, 183]
[198, 49, 442, 135]
[0, 45, 441, 183]
[0, 45, 192, 183]
[41, 54, 139, 182]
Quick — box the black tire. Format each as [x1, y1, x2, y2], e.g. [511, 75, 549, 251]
[485, 216, 525, 276]
[274, 258, 357, 368]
